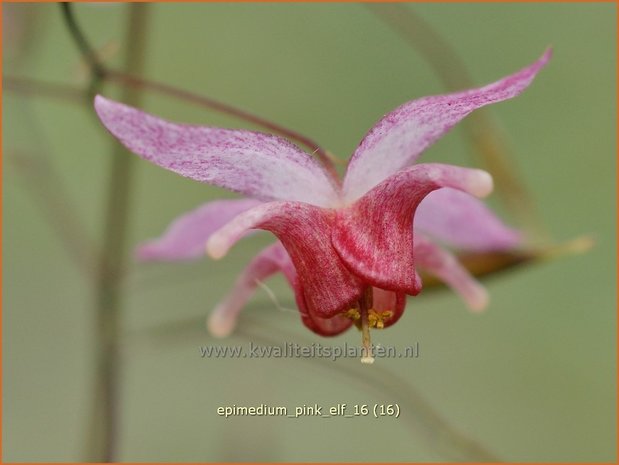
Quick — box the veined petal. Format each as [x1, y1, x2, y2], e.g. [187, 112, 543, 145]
[273, 247, 353, 337]
[342, 49, 551, 201]
[136, 198, 261, 261]
[208, 242, 292, 338]
[94, 96, 339, 207]
[208, 242, 352, 337]
[333, 163, 493, 295]
[206, 201, 366, 318]
[415, 235, 488, 312]
[415, 188, 521, 251]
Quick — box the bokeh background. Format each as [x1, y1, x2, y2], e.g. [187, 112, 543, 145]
[3, 2, 616, 462]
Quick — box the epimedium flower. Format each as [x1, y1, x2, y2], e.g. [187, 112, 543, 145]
[94, 50, 550, 363]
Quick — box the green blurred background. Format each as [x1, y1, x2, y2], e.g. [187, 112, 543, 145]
[3, 2, 616, 462]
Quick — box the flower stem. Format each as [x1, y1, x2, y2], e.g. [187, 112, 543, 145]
[62, 3, 151, 461]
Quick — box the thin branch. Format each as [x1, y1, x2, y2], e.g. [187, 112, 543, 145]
[60, 2, 339, 180]
[6, 74, 340, 181]
[105, 71, 342, 180]
[97, 4, 148, 460]
[5, 72, 341, 179]
[59, 2, 106, 93]
[365, 3, 549, 243]
[62, 2, 150, 461]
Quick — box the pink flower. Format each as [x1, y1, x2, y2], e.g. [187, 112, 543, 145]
[94, 50, 550, 362]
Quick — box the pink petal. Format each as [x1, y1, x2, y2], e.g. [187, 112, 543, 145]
[342, 49, 551, 201]
[264, 246, 354, 337]
[333, 163, 493, 295]
[415, 188, 521, 251]
[136, 198, 261, 261]
[297, 286, 354, 337]
[94, 95, 340, 207]
[206, 201, 366, 318]
[208, 242, 293, 338]
[371, 288, 407, 329]
[415, 235, 488, 312]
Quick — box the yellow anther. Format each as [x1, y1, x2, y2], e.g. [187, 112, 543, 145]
[343, 308, 361, 321]
[367, 309, 394, 329]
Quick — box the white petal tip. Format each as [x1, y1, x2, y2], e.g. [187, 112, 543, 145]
[469, 170, 494, 198]
[207, 312, 236, 338]
[540, 47, 553, 64]
[361, 356, 375, 365]
[467, 288, 490, 313]
[205, 237, 227, 260]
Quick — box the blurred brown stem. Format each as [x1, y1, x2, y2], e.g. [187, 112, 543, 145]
[77, 4, 150, 461]
[4, 75, 85, 103]
[365, 3, 549, 243]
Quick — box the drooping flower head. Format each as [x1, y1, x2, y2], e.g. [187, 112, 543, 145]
[95, 50, 550, 363]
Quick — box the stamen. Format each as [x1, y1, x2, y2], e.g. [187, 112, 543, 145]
[368, 309, 394, 329]
[343, 308, 361, 321]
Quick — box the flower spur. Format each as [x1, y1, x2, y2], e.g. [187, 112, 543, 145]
[95, 50, 550, 363]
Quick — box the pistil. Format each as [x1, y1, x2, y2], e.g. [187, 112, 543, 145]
[359, 288, 374, 364]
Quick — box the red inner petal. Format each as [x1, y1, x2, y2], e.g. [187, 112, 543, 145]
[372, 287, 407, 328]
[254, 202, 366, 319]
